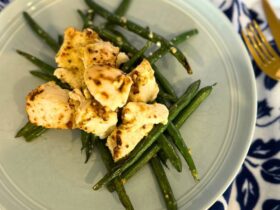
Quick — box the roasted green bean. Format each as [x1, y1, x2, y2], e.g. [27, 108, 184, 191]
[23, 12, 59, 52]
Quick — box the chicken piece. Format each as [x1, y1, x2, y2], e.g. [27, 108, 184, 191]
[83, 42, 129, 68]
[56, 27, 99, 70]
[122, 102, 169, 126]
[106, 102, 169, 161]
[84, 65, 133, 111]
[83, 41, 120, 69]
[69, 89, 117, 139]
[26, 81, 73, 129]
[129, 59, 159, 103]
[55, 27, 100, 88]
[106, 124, 154, 161]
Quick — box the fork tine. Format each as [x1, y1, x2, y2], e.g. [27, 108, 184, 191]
[246, 27, 268, 63]
[242, 30, 265, 68]
[248, 23, 274, 62]
[252, 21, 279, 57]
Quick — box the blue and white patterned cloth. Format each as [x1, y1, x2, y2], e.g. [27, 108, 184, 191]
[1, 0, 279, 209]
[209, 0, 280, 210]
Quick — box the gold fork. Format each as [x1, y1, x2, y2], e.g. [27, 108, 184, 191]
[242, 21, 280, 80]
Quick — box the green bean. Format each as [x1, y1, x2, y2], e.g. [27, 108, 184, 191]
[30, 71, 71, 90]
[150, 156, 177, 210]
[174, 86, 213, 128]
[122, 41, 152, 72]
[121, 144, 160, 183]
[158, 149, 169, 168]
[85, 0, 192, 74]
[77, 9, 95, 29]
[105, 0, 132, 29]
[150, 30, 198, 98]
[96, 140, 134, 210]
[157, 96, 171, 109]
[170, 29, 199, 45]
[157, 135, 182, 172]
[103, 0, 132, 52]
[17, 50, 55, 74]
[107, 29, 130, 46]
[148, 29, 198, 64]
[58, 34, 63, 46]
[92, 80, 200, 190]
[80, 131, 97, 163]
[152, 65, 177, 99]
[163, 80, 200, 120]
[23, 126, 47, 142]
[29, 70, 54, 81]
[167, 123, 199, 181]
[81, 131, 90, 151]
[113, 0, 132, 16]
[23, 12, 59, 52]
[85, 9, 95, 28]
[77, 9, 87, 25]
[15, 121, 36, 137]
[15, 120, 47, 142]
[113, 178, 134, 210]
[158, 90, 177, 103]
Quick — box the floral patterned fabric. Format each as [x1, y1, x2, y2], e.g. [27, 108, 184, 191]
[210, 0, 280, 210]
[0, 0, 279, 210]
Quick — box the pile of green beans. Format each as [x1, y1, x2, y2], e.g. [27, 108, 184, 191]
[15, 1, 214, 209]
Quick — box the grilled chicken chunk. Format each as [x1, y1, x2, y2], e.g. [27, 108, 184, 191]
[129, 59, 159, 103]
[83, 41, 120, 69]
[107, 102, 169, 161]
[106, 124, 154, 162]
[26, 82, 73, 129]
[69, 89, 118, 139]
[84, 65, 133, 111]
[54, 27, 100, 89]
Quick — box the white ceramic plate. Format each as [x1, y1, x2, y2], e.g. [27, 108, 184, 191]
[0, 0, 257, 209]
